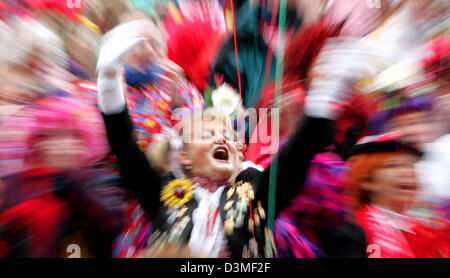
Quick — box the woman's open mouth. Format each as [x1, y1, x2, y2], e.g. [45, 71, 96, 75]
[213, 146, 229, 162]
[395, 183, 418, 193]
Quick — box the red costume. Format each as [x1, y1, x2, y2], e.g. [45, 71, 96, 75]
[356, 202, 450, 258]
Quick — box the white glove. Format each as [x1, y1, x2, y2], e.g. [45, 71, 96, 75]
[96, 20, 151, 75]
[96, 20, 150, 115]
[304, 38, 379, 120]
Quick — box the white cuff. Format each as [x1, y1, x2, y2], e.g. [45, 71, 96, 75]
[97, 72, 126, 115]
[304, 95, 335, 119]
[241, 161, 264, 172]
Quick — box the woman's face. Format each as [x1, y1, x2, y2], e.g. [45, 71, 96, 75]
[0, 67, 39, 105]
[33, 131, 87, 171]
[364, 153, 419, 213]
[180, 120, 238, 181]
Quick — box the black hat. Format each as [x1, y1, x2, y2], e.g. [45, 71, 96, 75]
[348, 132, 422, 158]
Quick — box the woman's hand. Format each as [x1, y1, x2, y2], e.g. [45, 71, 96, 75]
[96, 20, 151, 114]
[97, 19, 188, 112]
[304, 38, 378, 120]
[97, 20, 151, 76]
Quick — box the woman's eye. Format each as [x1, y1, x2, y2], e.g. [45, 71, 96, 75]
[383, 162, 402, 169]
[202, 131, 212, 139]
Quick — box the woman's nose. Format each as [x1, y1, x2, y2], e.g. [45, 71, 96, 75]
[400, 166, 416, 178]
[213, 133, 226, 144]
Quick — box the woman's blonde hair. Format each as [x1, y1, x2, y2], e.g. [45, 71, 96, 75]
[146, 108, 239, 178]
[178, 108, 234, 144]
[146, 139, 172, 175]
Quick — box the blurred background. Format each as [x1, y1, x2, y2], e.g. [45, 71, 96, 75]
[0, 0, 449, 258]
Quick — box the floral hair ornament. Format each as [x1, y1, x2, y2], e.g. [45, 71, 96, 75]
[203, 83, 245, 137]
[203, 83, 241, 117]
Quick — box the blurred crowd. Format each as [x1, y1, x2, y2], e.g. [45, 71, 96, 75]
[0, 0, 449, 258]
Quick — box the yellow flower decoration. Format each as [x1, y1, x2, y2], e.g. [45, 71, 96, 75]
[160, 179, 194, 208]
[145, 119, 156, 128]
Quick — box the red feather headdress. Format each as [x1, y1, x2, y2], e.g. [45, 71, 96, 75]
[165, 15, 228, 92]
